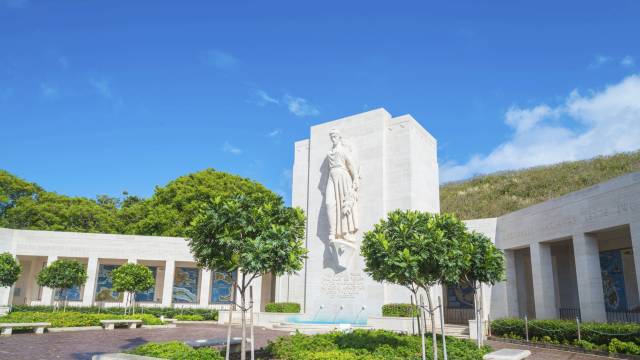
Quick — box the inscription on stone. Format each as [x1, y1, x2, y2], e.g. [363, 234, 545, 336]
[321, 273, 365, 299]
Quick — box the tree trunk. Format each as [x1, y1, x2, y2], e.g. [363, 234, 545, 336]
[415, 291, 426, 360]
[425, 290, 438, 360]
[240, 290, 246, 360]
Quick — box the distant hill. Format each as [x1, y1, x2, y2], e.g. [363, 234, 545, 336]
[440, 151, 640, 220]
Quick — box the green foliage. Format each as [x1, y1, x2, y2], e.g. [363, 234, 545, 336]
[129, 341, 224, 360]
[187, 192, 307, 279]
[175, 314, 205, 321]
[462, 231, 505, 286]
[361, 210, 472, 291]
[0, 252, 22, 287]
[0, 311, 161, 327]
[111, 263, 155, 294]
[266, 329, 491, 360]
[491, 318, 640, 345]
[11, 305, 218, 320]
[608, 338, 640, 355]
[264, 302, 301, 313]
[441, 150, 640, 219]
[0, 168, 275, 237]
[36, 259, 87, 292]
[381, 303, 419, 317]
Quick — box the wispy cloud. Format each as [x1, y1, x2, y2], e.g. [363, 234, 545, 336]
[203, 49, 238, 70]
[284, 94, 320, 117]
[40, 83, 59, 99]
[249, 89, 279, 106]
[621, 56, 635, 67]
[588, 54, 612, 69]
[441, 74, 640, 183]
[89, 78, 113, 99]
[266, 129, 282, 137]
[3, 0, 28, 8]
[222, 141, 242, 155]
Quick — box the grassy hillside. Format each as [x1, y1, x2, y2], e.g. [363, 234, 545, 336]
[440, 151, 640, 220]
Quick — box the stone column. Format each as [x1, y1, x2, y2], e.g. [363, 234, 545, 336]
[0, 286, 11, 308]
[573, 232, 607, 322]
[504, 249, 520, 318]
[199, 269, 212, 307]
[629, 223, 640, 313]
[529, 242, 557, 319]
[162, 260, 175, 307]
[40, 255, 59, 305]
[82, 258, 99, 306]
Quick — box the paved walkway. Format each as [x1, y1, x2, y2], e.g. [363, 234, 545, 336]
[0, 325, 616, 360]
[0, 324, 286, 360]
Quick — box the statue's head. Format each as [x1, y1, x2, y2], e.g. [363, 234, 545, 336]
[329, 128, 341, 145]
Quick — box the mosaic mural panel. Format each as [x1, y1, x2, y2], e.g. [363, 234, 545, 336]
[173, 267, 199, 303]
[211, 271, 236, 304]
[447, 284, 475, 309]
[95, 264, 123, 302]
[134, 266, 157, 302]
[600, 249, 628, 312]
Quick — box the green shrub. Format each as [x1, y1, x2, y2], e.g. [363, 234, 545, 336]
[264, 302, 301, 313]
[267, 329, 491, 360]
[0, 311, 161, 327]
[129, 341, 223, 360]
[491, 318, 640, 346]
[381, 303, 419, 317]
[10, 305, 218, 321]
[175, 314, 205, 321]
[608, 338, 640, 355]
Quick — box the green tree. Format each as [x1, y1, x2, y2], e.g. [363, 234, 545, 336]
[37, 259, 87, 311]
[361, 210, 472, 360]
[461, 231, 505, 347]
[123, 169, 275, 237]
[187, 192, 307, 360]
[111, 263, 155, 315]
[0, 252, 22, 288]
[0, 170, 43, 226]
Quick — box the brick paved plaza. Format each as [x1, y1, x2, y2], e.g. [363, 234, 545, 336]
[0, 325, 611, 360]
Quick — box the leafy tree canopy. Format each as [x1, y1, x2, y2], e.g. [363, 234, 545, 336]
[111, 263, 155, 293]
[0, 252, 22, 287]
[463, 231, 505, 286]
[0, 168, 274, 237]
[36, 259, 87, 291]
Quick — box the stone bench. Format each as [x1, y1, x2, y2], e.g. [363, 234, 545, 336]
[99, 319, 142, 330]
[184, 337, 242, 353]
[92, 354, 157, 360]
[0, 322, 51, 335]
[483, 349, 532, 360]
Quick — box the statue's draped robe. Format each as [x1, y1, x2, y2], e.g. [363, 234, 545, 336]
[326, 144, 358, 240]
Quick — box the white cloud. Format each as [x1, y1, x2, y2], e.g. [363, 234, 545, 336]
[204, 49, 238, 69]
[251, 89, 279, 106]
[441, 74, 640, 183]
[588, 55, 612, 69]
[222, 141, 242, 155]
[284, 94, 319, 117]
[40, 83, 59, 99]
[89, 78, 112, 99]
[621, 56, 635, 67]
[267, 129, 282, 137]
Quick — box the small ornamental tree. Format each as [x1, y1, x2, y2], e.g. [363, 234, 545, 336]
[461, 231, 505, 347]
[37, 259, 87, 312]
[187, 192, 307, 360]
[111, 263, 155, 315]
[362, 210, 472, 360]
[0, 252, 22, 288]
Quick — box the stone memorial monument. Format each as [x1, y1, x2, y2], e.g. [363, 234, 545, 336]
[277, 108, 440, 324]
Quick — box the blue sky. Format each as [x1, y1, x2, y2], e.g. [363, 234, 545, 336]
[1, 0, 639, 204]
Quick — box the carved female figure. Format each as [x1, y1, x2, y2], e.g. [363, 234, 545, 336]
[325, 128, 359, 243]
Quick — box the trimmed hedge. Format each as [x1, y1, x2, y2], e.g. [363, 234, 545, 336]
[267, 329, 491, 360]
[0, 311, 161, 327]
[129, 341, 223, 359]
[175, 314, 205, 321]
[381, 303, 419, 318]
[491, 318, 640, 345]
[11, 305, 218, 321]
[265, 302, 301, 313]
